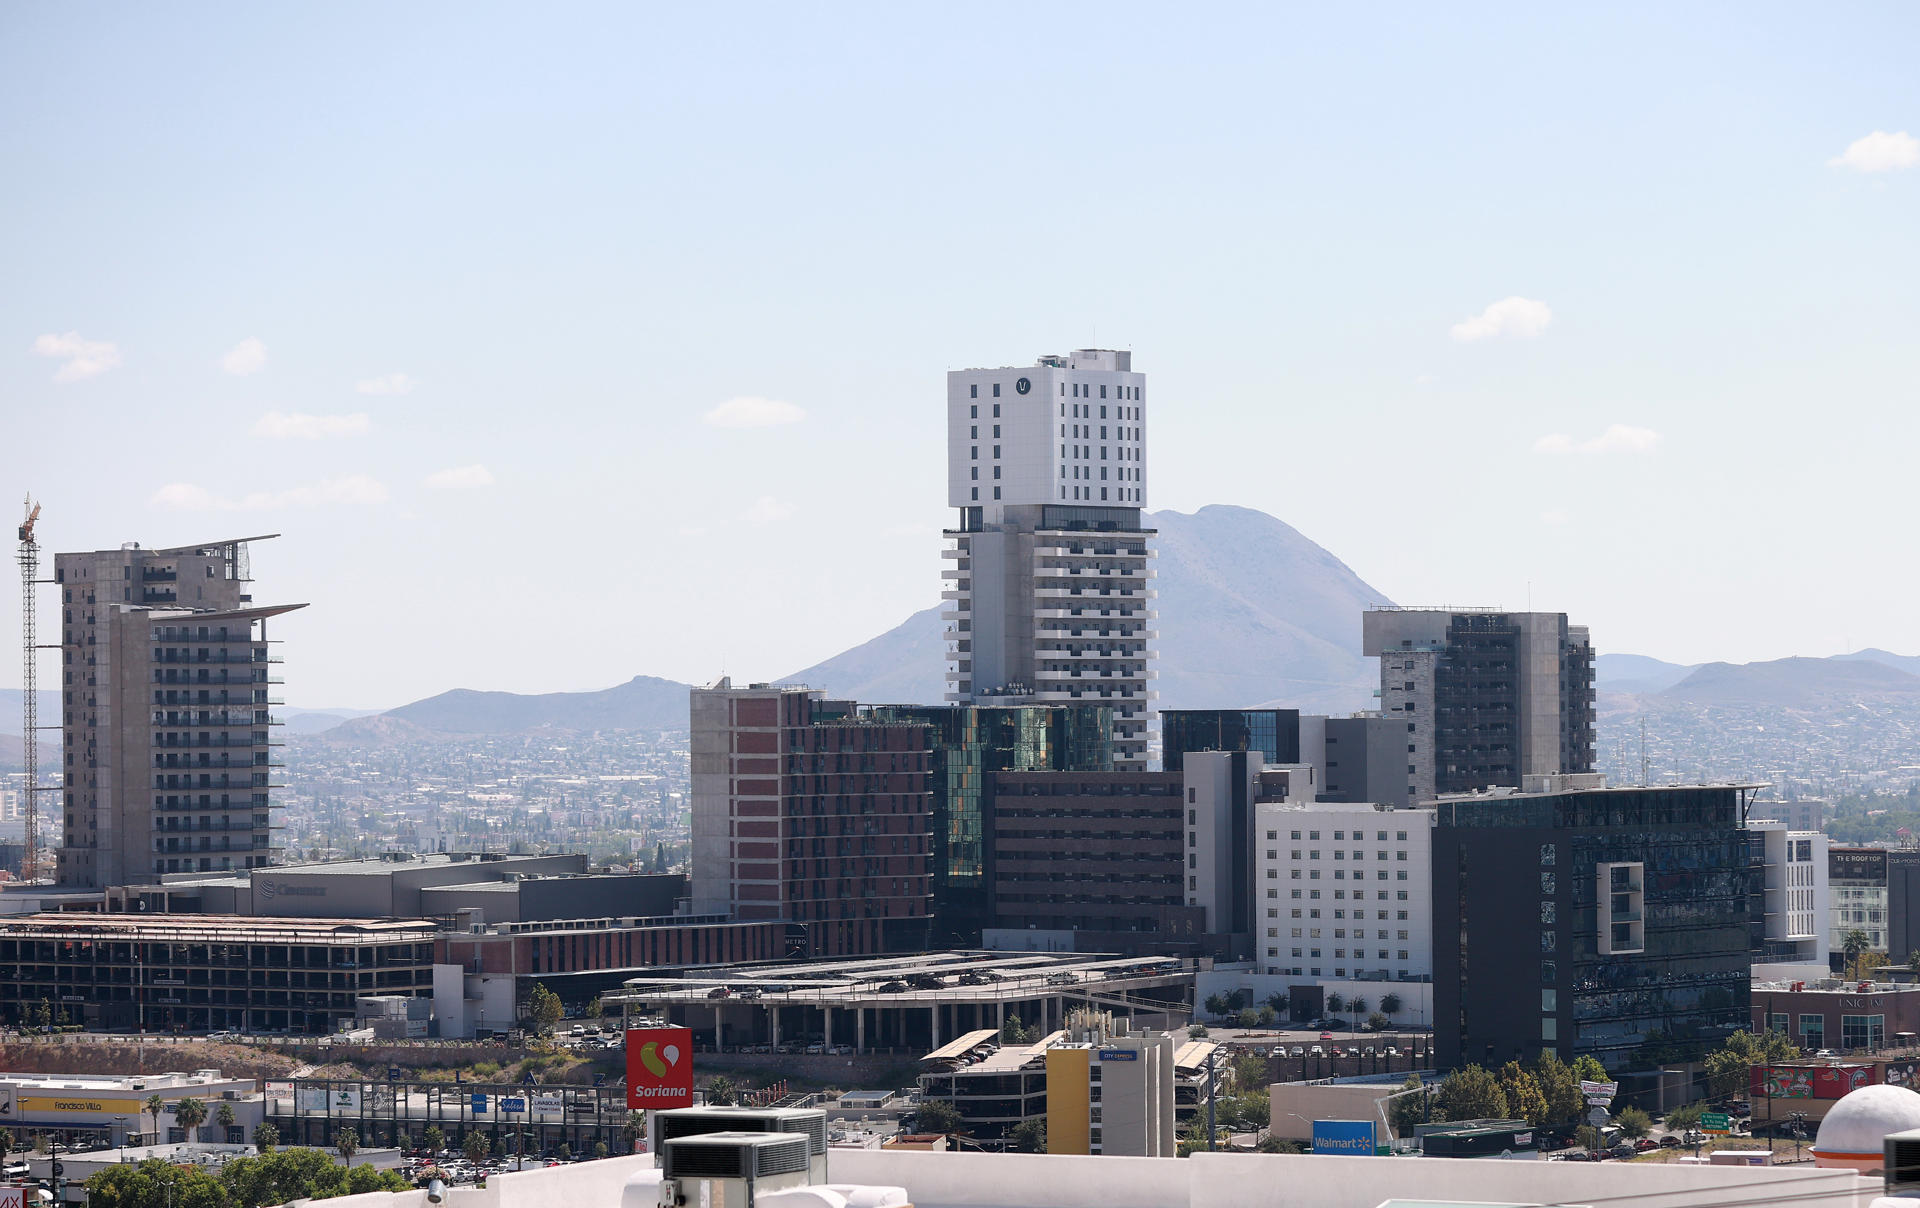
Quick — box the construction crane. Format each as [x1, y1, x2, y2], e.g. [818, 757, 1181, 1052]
[17, 496, 41, 883]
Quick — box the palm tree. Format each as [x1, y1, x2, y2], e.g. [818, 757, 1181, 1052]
[336, 1126, 359, 1164]
[216, 1102, 236, 1142]
[173, 1097, 208, 1144]
[144, 1093, 166, 1144]
[0, 1128, 12, 1171]
[1324, 992, 1345, 1020]
[1348, 997, 1370, 1032]
[253, 1122, 279, 1154]
[1380, 993, 1403, 1021]
[1844, 929, 1871, 970]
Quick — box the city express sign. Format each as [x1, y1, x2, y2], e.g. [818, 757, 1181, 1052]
[19, 1095, 144, 1115]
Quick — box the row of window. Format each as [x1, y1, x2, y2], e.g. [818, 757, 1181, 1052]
[1273, 829, 1413, 841]
[1272, 927, 1412, 940]
[1275, 849, 1411, 862]
[1281, 868, 1412, 881]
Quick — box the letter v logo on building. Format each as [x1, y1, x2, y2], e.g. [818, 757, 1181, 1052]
[626, 1026, 695, 1110]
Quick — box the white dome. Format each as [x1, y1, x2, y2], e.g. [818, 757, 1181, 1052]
[1813, 1084, 1920, 1168]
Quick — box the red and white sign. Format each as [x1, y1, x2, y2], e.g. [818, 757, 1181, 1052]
[626, 1026, 694, 1110]
[0, 1184, 26, 1208]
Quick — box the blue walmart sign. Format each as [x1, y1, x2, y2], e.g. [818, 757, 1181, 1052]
[1311, 1119, 1377, 1156]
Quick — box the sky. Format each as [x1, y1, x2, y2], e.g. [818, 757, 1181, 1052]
[2, 3, 1916, 710]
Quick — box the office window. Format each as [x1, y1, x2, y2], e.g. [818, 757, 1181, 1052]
[992, 384, 1000, 397]
[970, 385, 978, 399]
[1291, 889, 1302, 899]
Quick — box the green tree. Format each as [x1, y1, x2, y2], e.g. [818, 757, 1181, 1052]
[1203, 993, 1230, 1019]
[1365, 1012, 1389, 1032]
[1532, 1052, 1583, 1126]
[1001, 1014, 1031, 1044]
[1387, 1074, 1429, 1136]
[621, 1113, 645, 1154]
[1613, 1106, 1652, 1139]
[1575, 1124, 1602, 1153]
[463, 1131, 491, 1162]
[1324, 992, 1346, 1016]
[1703, 1029, 1801, 1097]
[1435, 1065, 1508, 1122]
[1379, 993, 1403, 1020]
[555, 1142, 572, 1161]
[0, 1128, 12, 1171]
[1571, 1055, 1609, 1084]
[914, 1100, 964, 1135]
[585, 996, 603, 1022]
[143, 1093, 166, 1143]
[592, 1141, 610, 1160]
[1234, 1008, 1260, 1029]
[1187, 1024, 1209, 1039]
[1266, 992, 1289, 1015]
[174, 1097, 208, 1144]
[527, 982, 564, 1037]
[705, 1075, 738, 1107]
[344, 1167, 410, 1196]
[335, 1127, 359, 1164]
[88, 1158, 230, 1208]
[422, 1124, 445, 1154]
[221, 1148, 362, 1208]
[1255, 1136, 1306, 1154]
[1231, 1049, 1270, 1093]
[1348, 996, 1370, 1022]
[215, 1102, 237, 1141]
[1006, 1118, 1046, 1153]
[251, 1123, 278, 1155]
[1666, 1102, 1706, 1132]
[1844, 928, 1871, 969]
[1496, 1061, 1549, 1128]
[1256, 1005, 1277, 1027]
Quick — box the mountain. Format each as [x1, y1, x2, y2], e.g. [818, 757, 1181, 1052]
[1659, 656, 1920, 706]
[0, 733, 58, 771]
[281, 708, 384, 735]
[375, 674, 693, 734]
[785, 504, 1394, 715]
[1834, 649, 1920, 678]
[1596, 653, 1696, 696]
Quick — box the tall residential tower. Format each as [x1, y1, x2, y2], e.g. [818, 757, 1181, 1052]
[54, 535, 302, 888]
[943, 350, 1158, 769]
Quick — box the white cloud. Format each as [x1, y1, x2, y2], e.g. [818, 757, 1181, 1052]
[1450, 297, 1553, 342]
[1540, 509, 1570, 526]
[424, 464, 495, 489]
[221, 337, 268, 376]
[251, 411, 370, 439]
[704, 396, 806, 428]
[149, 474, 389, 510]
[33, 331, 122, 383]
[743, 496, 794, 524]
[1532, 424, 1663, 456]
[356, 373, 415, 396]
[1829, 131, 1920, 173]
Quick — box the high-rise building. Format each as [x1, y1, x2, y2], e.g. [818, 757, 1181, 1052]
[1432, 777, 1755, 1073]
[53, 535, 301, 889]
[1362, 608, 1595, 804]
[1745, 819, 1829, 967]
[689, 680, 934, 957]
[1160, 709, 1300, 773]
[943, 350, 1157, 770]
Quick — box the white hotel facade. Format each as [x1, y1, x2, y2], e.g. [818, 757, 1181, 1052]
[942, 349, 1158, 769]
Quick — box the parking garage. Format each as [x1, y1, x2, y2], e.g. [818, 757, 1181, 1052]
[602, 951, 1194, 1055]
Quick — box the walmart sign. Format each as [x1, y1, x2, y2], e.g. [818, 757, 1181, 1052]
[1311, 1119, 1377, 1156]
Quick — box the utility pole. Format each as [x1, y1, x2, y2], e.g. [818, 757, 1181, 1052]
[1205, 1045, 1216, 1151]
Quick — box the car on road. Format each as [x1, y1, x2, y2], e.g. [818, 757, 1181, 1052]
[1658, 1135, 1682, 1148]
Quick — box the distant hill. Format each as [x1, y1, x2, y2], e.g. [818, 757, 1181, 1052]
[1660, 656, 1920, 706]
[1596, 653, 1697, 696]
[1834, 649, 1920, 678]
[0, 732, 58, 771]
[373, 674, 693, 735]
[282, 708, 384, 735]
[786, 504, 1394, 715]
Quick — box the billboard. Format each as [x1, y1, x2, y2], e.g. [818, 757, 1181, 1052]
[265, 1082, 293, 1100]
[1311, 1119, 1377, 1156]
[626, 1026, 695, 1110]
[0, 1184, 25, 1208]
[532, 1095, 565, 1114]
[500, 1098, 527, 1113]
[1814, 1066, 1873, 1099]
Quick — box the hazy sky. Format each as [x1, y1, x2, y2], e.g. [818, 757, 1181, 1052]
[3, 4, 1916, 709]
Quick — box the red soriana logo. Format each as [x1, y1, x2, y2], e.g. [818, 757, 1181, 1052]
[626, 1027, 694, 1110]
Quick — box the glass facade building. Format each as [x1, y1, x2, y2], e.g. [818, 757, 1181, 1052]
[1434, 784, 1757, 1074]
[1160, 709, 1300, 773]
[864, 703, 1111, 945]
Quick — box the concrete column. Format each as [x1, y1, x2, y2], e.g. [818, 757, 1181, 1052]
[770, 1006, 780, 1050]
[715, 1006, 724, 1052]
[931, 1004, 941, 1049]
[856, 1008, 866, 1055]
[825, 1006, 835, 1049]
[997, 1000, 1006, 1033]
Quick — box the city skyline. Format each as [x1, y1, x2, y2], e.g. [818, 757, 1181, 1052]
[3, 5, 1917, 708]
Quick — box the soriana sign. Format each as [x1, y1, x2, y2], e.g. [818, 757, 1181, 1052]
[626, 1026, 694, 1110]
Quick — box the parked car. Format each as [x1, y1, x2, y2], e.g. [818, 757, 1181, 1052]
[1658, 1135, 1682, 1148]
[1633, 1138, 1658, 1152]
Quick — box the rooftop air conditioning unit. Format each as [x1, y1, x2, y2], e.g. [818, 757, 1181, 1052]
[1885, 1128, 1920, 1195]
[657, 1132, 811, 1208]
[652, 1107, 830, 1183]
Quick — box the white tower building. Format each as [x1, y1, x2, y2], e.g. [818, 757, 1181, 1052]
[942, 349, 1157, 769]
